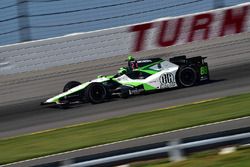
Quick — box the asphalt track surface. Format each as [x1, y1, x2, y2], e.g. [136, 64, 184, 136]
[1, 61, 250, 139]
[0, 33, 250, 139]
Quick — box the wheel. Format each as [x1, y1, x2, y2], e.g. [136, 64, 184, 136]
[63, 81, 81, 92]
[177, 66, 197, 87]
[85, 83, 107, 104]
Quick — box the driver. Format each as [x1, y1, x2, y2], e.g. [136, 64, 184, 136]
[117, 55, 136, 75]
[127, 55, 138, 71]
[117, 55, 141, 77]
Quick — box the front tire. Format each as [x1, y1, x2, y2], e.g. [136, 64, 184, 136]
[60, 81, 82, 108]
[177, 66, 197, 87]
[63, 81, 81, 92]
[85, 83, 107, 104]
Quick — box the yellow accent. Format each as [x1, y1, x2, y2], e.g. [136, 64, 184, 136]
[191, 98, 220, 105]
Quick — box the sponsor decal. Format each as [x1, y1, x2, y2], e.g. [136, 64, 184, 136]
[160, 73, 176, 88]
[129, 89, 144, 95]
[137, 60, 152, 63]
[129, 4, 249, 52]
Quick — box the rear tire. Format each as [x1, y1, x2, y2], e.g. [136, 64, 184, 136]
[177, 66, 197, 87]
[63, 81, 81, 92]
[85, 83, 107, 104]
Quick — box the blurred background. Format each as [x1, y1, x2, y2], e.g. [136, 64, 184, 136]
[0, 0, 248, 46]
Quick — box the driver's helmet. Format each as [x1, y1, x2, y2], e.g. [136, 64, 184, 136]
[127, 55, 135, 61]
[118, 67, 127, 75]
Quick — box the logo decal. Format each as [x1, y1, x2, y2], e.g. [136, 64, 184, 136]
[160, 73, 176, 88]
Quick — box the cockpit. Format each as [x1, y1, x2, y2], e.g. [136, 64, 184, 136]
[116, 57, 177, 80]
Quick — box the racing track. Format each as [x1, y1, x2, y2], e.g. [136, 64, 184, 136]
[0, 33, 250, 138]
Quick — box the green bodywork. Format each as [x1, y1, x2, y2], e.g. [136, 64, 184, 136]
[47, 61, 161, 104]
[111, 60, 163, 90]
[46, 82, 91, 104]
[44, 56, 209, 105]
[119, 81, 156, 91]
[43, 56, 210, 105]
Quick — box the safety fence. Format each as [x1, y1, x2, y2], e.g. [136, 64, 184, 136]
[66, 132, 250, 167]
[0, 3, 249, 75]
[0, 0, 247, 45]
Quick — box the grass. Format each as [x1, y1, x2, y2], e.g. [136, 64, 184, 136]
[0, 93, 250, 164]
[131, 147, 250, 167]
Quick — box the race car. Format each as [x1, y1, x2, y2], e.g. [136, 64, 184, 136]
[41, 55, 209, 107]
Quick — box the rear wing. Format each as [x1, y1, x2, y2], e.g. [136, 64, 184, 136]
[169, 55, 207, 65]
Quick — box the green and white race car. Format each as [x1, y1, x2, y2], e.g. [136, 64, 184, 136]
[41, 55, 209, 107]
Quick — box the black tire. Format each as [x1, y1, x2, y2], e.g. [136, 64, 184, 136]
[63, 81, 81, 92]
[85, 83, 107, 104]
[177, 66, 197, 87]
